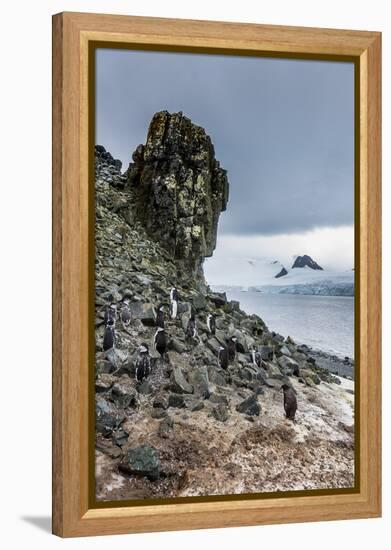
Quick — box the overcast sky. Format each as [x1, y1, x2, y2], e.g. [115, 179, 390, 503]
[96, 49, 355, 281]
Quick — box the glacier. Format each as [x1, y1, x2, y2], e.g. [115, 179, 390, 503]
[205, 257, 354, 297]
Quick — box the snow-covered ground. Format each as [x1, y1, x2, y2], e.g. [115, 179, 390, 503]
[205, 257, 354, 296]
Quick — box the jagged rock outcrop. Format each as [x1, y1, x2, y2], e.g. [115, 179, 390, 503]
[126, 111, 229, 282]
[292, 255, 323, 270]
[275, 267, 288, 278]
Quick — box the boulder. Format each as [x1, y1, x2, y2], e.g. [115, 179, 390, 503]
[153, 394, 169, 410]
[212, 403, 229, 422]
[168, 393, 186, 408]
[209, 393, 229, 406]
[190, 400, 205, 412]
[279, 345, 292, 357]
[236, 394, 261, 416]
[137, 380, 153, 395]
[170, 367, 193, 394]
[128, 301, 156, 326]
[96, 359, 113, 375]
[121, 445, 160, 481]
[168, 337, 187, 354]
[96, 397, 125, 436]
[105, 348, 122, 370]
[192, 293, 207, 310]
[209, 292, 227, 307]
[188, 366, 212, 398]
[224, 300, 240, 313]
[266, 362, 285, 380]
[205, 337, 221, 356]
[300, 368, 321, 385]
[278, 355, 300, 376]
[265, 377, 286, 389]
[259, 345, 274, 361]
[95, 374, 114, 393]
[207, 366, 228, 387]
[158, 416, 174, 437]
[151, 407, 168, 419]
[111, 382, 138, 409]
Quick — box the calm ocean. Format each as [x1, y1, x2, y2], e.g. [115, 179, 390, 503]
[225, 290, 354, 359]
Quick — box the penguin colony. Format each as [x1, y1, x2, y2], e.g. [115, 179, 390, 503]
[101, 287, 298, 421]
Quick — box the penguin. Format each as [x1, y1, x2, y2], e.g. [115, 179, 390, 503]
[218, 345, 229, 370]
[281, 384, 297, 422]
[154, 327, 168, 357]
[206, 313, 216, 335]
[169, 287, 178, 319]
[227, 336, 238, 363]
[251, 346, 262, 368]
[155, 304, 165, 329]
[186, 307, 198, 341]
[120, 300, 131, 327]
[103, 325, 115, 351]
[135, 343, 151, 382]
[170, 287, 179, 302]
[104, 304, 117, 327]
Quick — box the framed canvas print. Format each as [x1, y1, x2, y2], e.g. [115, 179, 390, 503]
[52, 12, 381, 537]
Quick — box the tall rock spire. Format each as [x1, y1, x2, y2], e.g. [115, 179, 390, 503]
[126, 111, 229, 282]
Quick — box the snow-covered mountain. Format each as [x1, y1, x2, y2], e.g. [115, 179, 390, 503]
[205, 255, 354, 296]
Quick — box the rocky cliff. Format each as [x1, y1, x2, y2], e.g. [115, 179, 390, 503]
[94, 114, 354, 501]
[125, 111, 229, 283]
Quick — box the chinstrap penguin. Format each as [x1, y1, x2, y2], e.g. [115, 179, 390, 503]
[227, 336, 238, 363]
[135, 343, 151, 382]
[206, 313, 216, 335]
[120, 300, 131, 327]
[186, 307, 198, 341]
[154, 327, 168, 357]
[103, 325, 115, 351]
[281, 384, 297, 422]
[169, 287, 178, 319]
[155, 304, 165, 329]
[218, 345, 229, 370]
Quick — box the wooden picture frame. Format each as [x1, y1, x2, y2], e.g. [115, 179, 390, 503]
[52, 11, 381, 538]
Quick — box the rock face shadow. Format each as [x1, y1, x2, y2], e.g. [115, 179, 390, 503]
[21, 516, 52, 534]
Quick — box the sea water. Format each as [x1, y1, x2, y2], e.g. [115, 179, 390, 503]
[225, 291, 354, 359]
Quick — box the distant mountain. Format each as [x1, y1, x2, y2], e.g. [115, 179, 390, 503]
[275, 267, 288, 279]
[292, 254, 323, 270]
[205, 255, 354, 296]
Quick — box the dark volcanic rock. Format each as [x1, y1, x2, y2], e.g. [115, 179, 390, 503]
[236, 394, 261, 416]
[170, 367, 193, 394]
[120, 445, 160, 481]
[292, 255, 323, 270]
[212, 403, 229, 422]
[188, 366, 212, 398]
[275, 267, 288, 278]
[111, 378, 139, 408]
[168, 393, 186, 408]
[96, 397, 125, 436]
[128, 301, 156, 326]
[95, 144, 122, 171]
[127, 111, 229, 282]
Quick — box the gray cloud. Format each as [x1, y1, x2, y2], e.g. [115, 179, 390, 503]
[96, 49, 354, 237]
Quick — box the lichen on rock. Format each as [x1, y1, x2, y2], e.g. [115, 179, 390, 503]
[126, 111, 229, 282]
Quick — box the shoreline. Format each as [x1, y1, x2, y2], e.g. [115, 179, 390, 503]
[299, 345, 354, 380]
[216, 287, 355, 367]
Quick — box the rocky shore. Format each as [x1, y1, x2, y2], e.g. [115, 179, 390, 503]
[94, 112, 355, 502]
